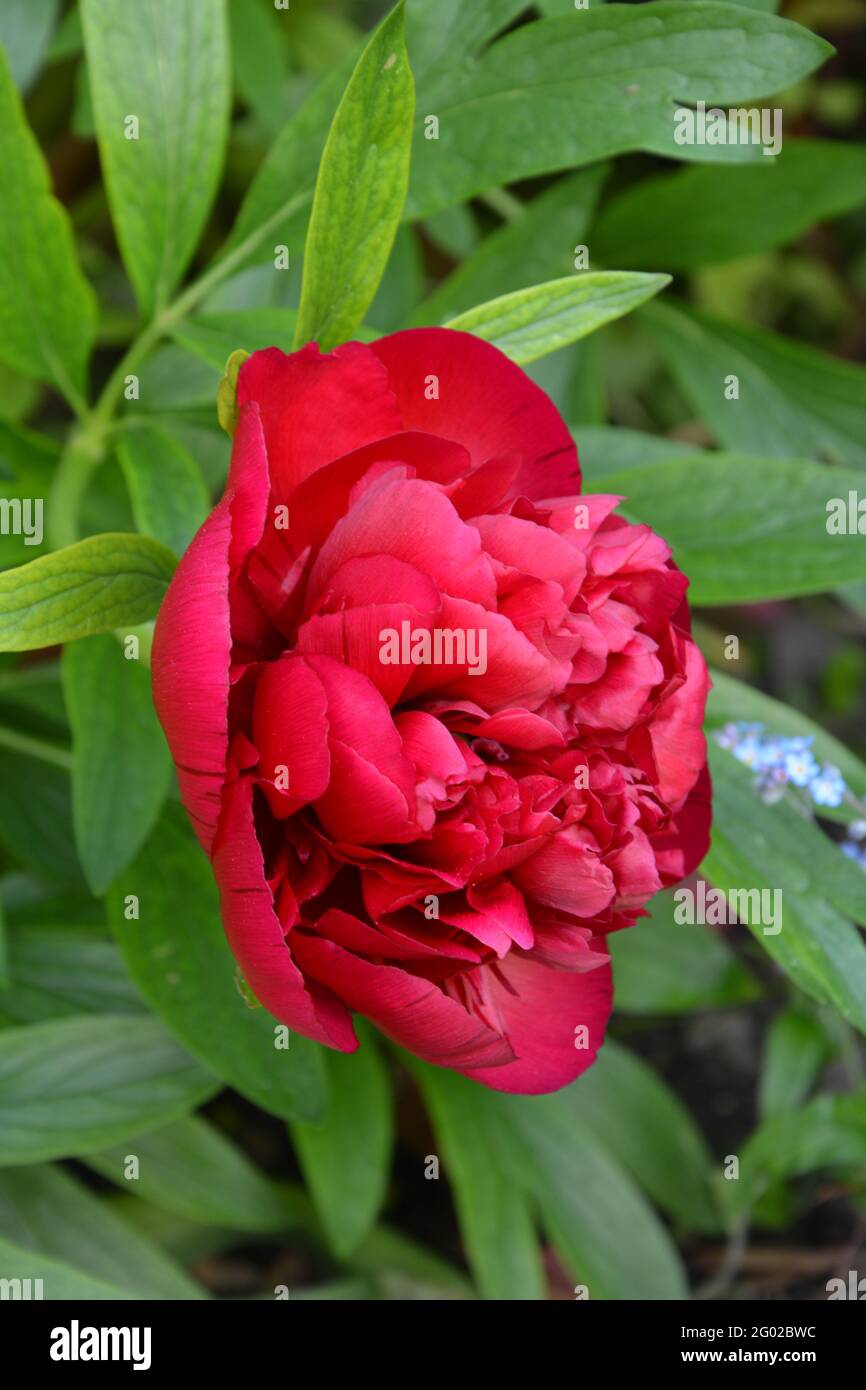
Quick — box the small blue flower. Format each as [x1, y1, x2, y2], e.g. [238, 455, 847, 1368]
[783, 746, 820, 788]
[809, 763, 846, 809]
[733, 734, 771, 770]
[850, 819, 866, 841]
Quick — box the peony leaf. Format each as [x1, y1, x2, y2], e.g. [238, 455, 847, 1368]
[62, 634, 172, 896]
[593, 140, 866, 271]
[405, 2, 831, 218]
[0, 1163, 204, 1299]
[729, 1086, 866, 1217]
[0, 751, 80, 884]
[445, 272, 669, 365]
[108, 805, 328, 1123]
[0, 46, 95, 406]
[118, 423, 210, 557]
[758, 1007, 834, 1121]
[586, 454, 866, 603]
[0, 924, 144, 1025]
[608, 889, 759, 1015]
[80, 0, 231, 317]
[564, 1041, 721, 1233]
[290, 1032, 393, 1259]
[488, 1085, 688, 1299]
[225, 2, 826, 277]
[705, 745, 866, 1035]
[0, 0, 61, 91]
[86, 1116, 308, 1235]
[410, 166, 608, 327]
[0, 1014, 217, 1165]
[294, 2, 415, 352]
[171, 309, 299, 372]
[0, 1235, 136, 1300]
[645, 300, 866, 468]
[411, 1062, 545, 1301]
[0, 534, 177, 652]
[575, 425, 696, 482]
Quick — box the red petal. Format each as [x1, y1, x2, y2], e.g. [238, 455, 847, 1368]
[370, 327, 580, 500]
[460, 951, 613, 1094]
[293, 925, 515, 1071]
[236, 342, 402, 498]
[212, 778, 356, 1050]
[152, 496, 231, 853]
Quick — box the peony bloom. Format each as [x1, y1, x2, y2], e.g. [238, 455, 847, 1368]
[152, 329, 710, 1094]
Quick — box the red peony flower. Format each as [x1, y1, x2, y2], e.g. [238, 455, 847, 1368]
[152, 329, 710, 1094]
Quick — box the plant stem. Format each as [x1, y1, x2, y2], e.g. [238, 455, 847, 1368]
[47, 189, 314, 551]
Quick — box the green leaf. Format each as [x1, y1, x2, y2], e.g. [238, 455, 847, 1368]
[0, 533, 176, 652]
[575, 425, 696, 482]
[0, 924, 144, 1025]
[45, 4, 82, 63]
[171, 308, 299, 371]
[536, 0, 607, 13]
[0, 422, 56, 569]
[411, 166, 607, 326]
[609, 889, 759, 1014]
[294, 3, 415, 351]
[405, 4, 831, 218]
[86, 1116, 307, 1235]
[80, 0, 231, 316]
[350, 1224, 474, 1300]
[758, 1007, 832, 1120]
[585, 454, 866, 603]
[406, 0, 526, 80]
[0, 1163, 203, 1299]
[0, 0, 61, 91]
[645, 300, 866, 468]
[731, 1086, 866, 1214]
[367, 225, 425, 331]
[108, 804, 327, 1123]
[118, 424, 210, 557]
[0, 1234, 135, 1299]
[412, 1063, 545, 1300]
[0, 1014, 216, 1165]
[704, 743, 866, 1036]
[0, 46, 95, 406]
[219, 59, 351, 278]
[593, 141, 866, 271]
[62, 634, 171, 895]
[229, 0, 291, 136]
[133, 343, 221, 413]
[0, 751, 81, 883]
[569, 1042, 720, 1232]
[493, 1089, 687, 1300]
[0, 887, 7, 992]
[291, 1032, 393, 1259]
[706, 668, 866, 820]
[445, 272, 669, 366]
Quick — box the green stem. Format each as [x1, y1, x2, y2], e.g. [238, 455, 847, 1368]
[479, 187, 525, 223]
[0, 723, 73, 771]
[47, 423, 110, 551]
[49, 188, 313, 550]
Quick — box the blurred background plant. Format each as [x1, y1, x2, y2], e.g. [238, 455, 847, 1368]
[0, 0, 865, 1301]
